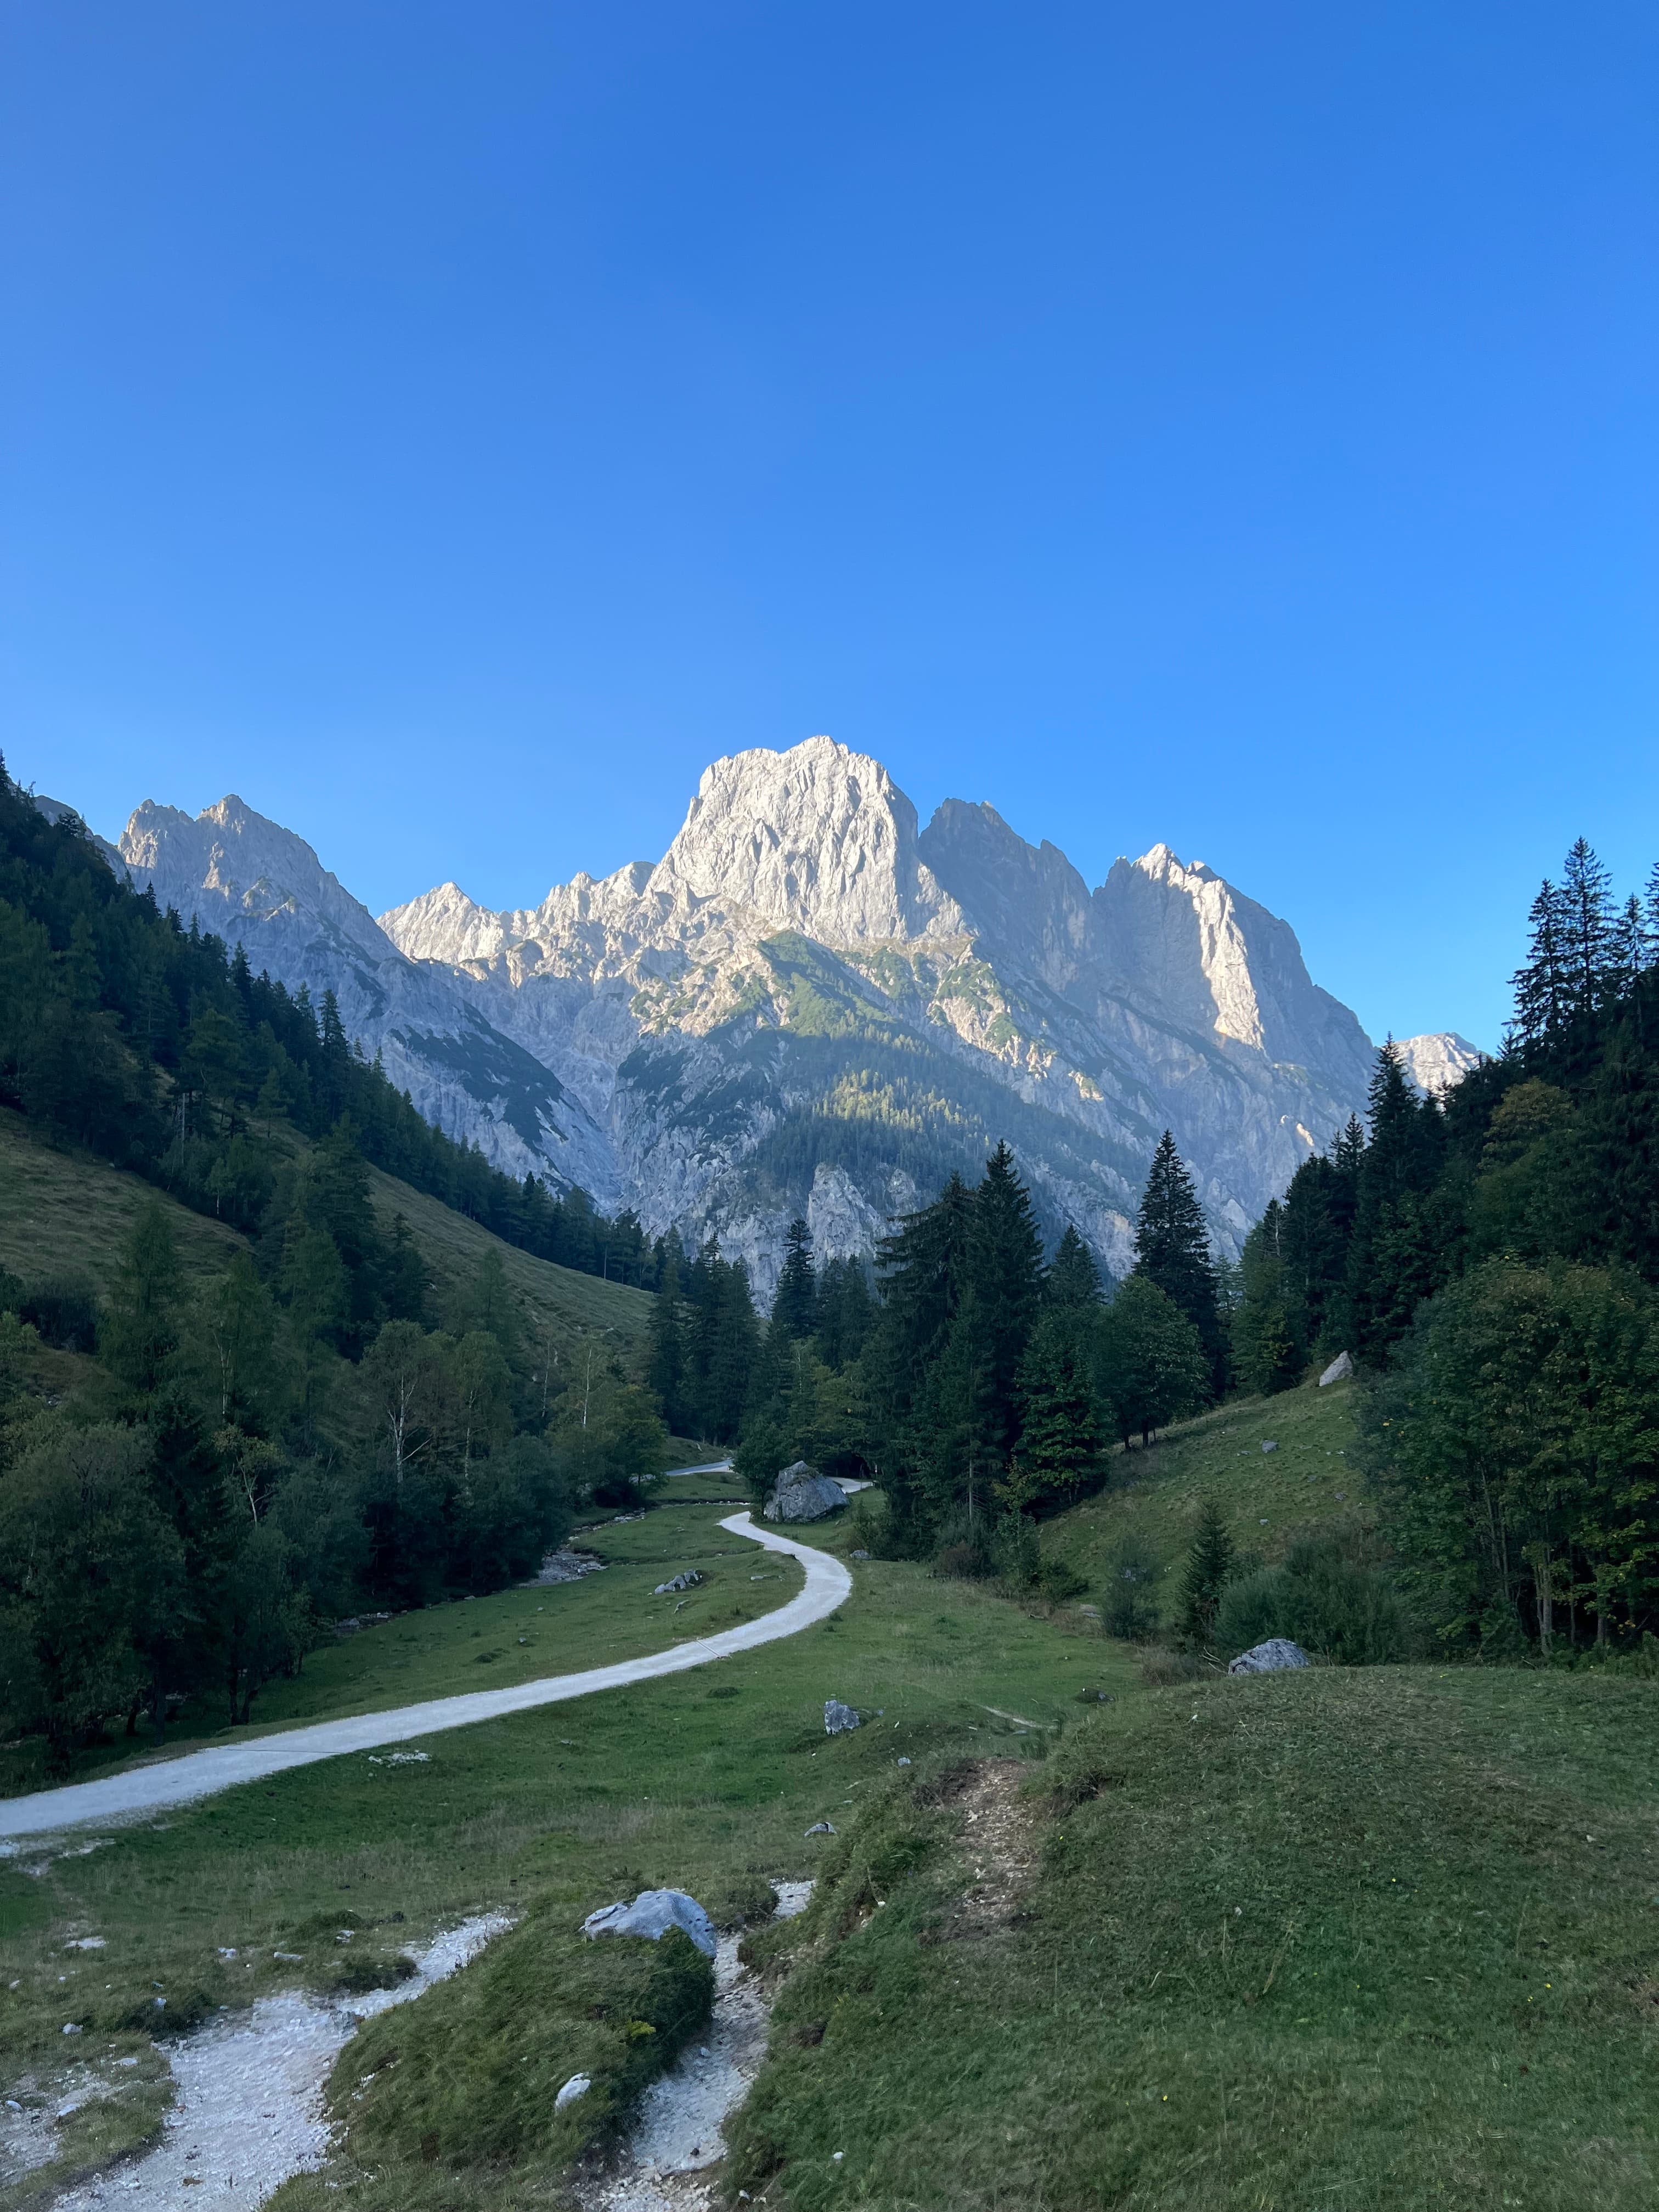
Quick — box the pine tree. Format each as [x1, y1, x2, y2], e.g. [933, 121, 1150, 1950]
[1047, 1223, 1103, 1307]
[1561, 837, 1615, 1019]
[1131, 1132, 1224, 1394]
[965, 1143, 1045, 1461]
[1178, 1498, 1235, 1646]
[1510, 880, 1570, 1049]
[771, 1217, 818, 1339]
[1006, 1309, 1103, 1513]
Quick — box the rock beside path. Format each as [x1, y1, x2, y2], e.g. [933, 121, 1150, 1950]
[583, 1890, 718, 1960]
[1228, 1639, 1310, 1675]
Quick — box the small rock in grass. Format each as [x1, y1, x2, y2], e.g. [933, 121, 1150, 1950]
[1227, 1638, 1310, 1675]
[805, 1821, 837, 1836]
[897, 1757, 911, 1767]
[654, 1570, 704, 1595]
[582, 1889, 717, 1959]
[61, 2022, 81, 2035]
[1261, 1440, 1278, 1453]
[554, 2073, 591, 2112]
[850, 1549, 870, 1560]
[824, 1699, 860, 1734]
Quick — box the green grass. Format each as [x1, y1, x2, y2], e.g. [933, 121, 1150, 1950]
[0, 1108, 244, 1295]
[730, 1665, 1659, 2210]
[363, 1163, 653, 1359]
[10, 1464, 1655, 2211]
[1043, 1376, 1367, 1616]
[0, 1108, 651, 1366]
[0, 1506, 803, 1798]
[0, 1500, 1125, 2206]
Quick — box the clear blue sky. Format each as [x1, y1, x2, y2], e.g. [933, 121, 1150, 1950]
[5, 3, 1657, 1050]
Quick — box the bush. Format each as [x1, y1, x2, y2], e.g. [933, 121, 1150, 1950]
[1212, 1530, 1414, 1666]
[1100, 1534, 1163, 1640]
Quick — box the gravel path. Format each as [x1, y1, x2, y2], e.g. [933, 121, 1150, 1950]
[577, 1883, 813, 2212]
[48, 1915, 511, 2210]
[0, 1516, 850, 1841]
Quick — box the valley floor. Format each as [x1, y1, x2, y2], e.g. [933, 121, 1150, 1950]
[3, 1391, 1656, 2212]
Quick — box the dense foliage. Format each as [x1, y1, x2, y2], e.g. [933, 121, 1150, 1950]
[1231, 837, 1659, 1655]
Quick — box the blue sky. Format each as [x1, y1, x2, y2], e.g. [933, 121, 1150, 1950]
[4, 3, 1657, 1050]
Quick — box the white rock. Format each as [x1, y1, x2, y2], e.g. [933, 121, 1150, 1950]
[555, 2073, 592, 2112]
[1319, 1351, 1354, 1386]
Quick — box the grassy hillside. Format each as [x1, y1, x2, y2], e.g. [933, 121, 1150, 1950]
[1043, 1374, 1367, 1606]
[363, 1162, 652, 1360]
[0, 1108, 244, 1294]
[731, 1664, 1659, 2210]
[0, 1106, 651, 1361]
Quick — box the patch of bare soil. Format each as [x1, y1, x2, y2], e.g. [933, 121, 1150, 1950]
[945, 1760, 1041, 1934]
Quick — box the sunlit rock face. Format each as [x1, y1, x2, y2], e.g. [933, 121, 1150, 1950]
[109, 739, 1437, 1300]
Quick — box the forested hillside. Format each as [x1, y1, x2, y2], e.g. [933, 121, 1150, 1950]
[0, 758, 654, 1283]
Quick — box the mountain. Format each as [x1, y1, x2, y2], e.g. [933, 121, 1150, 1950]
[1397, 1031, 1485, 1097]
[108, 738, 1458, 1297]
[112, 795, 614, 1197]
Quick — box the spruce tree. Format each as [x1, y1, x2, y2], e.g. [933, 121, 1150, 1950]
[1047, 1223, 1103, 1307]
[966, 1143, 1045, 1460]
[1561, 837, 1615, 1018]
[1178, 1498, 1235, 1646]
[1007, 1308, 1103, 1512]
[1131, 1132, 1224, 1394]
[1510, 879, 1570, 1051]
[771, 1217, 818, 1339]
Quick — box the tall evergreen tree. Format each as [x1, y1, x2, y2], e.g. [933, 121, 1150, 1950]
[1561, 837, 1615, 1018]
[771, 1217, 818, 1339]
[964, 1142, 1045, 1462]
[1510, 879, 1570, 1050]
[646, 1241, 687, 1433]
[1006, 1307, 1103, 1513]
[1047, 1223, 1103, 1307]
[1132, 1132, 1224, 1394]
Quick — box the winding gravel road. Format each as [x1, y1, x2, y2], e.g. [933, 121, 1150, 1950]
[0, 1513, 850, 1842]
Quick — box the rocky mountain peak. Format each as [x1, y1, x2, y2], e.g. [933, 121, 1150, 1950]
[651, 736, 964, 941]
[1397, 1032, 1484, 1096]
[918, 798, 1092, 989]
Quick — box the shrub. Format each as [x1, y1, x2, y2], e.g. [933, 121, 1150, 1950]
[1213, 1530, 1414, 1666]
[1100, 1534, 1163, 1640]
[17, 1274, 99, 1353]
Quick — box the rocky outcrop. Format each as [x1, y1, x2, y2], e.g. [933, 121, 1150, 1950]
[1397, 1032, 1483, 1097]
[582, 1890, 718, 1959]
[1227, 1639, 1311, 1675]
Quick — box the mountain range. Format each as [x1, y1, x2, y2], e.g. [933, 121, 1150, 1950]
[89, 737, 1479, 1297]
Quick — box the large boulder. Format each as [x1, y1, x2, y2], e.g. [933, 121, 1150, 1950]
[762, 1460, 847, 1523]
[1319, 1351, 1354, 1386]
[580, 1888, 717, 1958]
[1228, 1639, 1310, 1676]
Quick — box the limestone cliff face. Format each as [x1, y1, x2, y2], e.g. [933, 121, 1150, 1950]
[114, 797, 615, 1199]
[1397, 1031, 1484, 1096]
[106, 739, 1444, 1300]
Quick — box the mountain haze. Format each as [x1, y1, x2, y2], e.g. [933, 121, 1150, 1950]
[110, 737, 1468, 1296]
